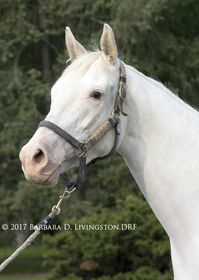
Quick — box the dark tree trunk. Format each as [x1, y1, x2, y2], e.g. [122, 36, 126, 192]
[39, 1, 51, 83]
[41, 34, 51, 83]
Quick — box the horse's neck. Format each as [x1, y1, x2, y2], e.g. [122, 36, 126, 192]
[118, 65, 199, 279]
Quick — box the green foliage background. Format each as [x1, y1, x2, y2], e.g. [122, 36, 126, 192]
[0, 0, 199, 279]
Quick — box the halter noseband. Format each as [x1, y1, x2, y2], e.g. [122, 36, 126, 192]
[38, 61, 127, 189]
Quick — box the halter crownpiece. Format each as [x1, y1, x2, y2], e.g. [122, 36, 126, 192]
[38, 61, 127, 189]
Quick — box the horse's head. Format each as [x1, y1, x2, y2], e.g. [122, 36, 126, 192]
[19, 24, 126, 187]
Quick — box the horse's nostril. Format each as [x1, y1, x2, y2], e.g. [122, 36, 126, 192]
[33, 149, 46, 164]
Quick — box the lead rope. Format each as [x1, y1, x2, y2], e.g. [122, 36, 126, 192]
[0, 186, 76, 272]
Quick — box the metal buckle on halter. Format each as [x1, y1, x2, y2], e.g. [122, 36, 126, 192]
[76, 143, 87, 158]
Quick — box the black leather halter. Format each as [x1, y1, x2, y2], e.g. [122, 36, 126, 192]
[38, 61, 127, 189]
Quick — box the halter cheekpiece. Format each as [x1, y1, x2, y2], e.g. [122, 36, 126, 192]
[38, 61, 127, 189]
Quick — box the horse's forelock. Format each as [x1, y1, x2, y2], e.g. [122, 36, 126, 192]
[63, 51, 103, 78]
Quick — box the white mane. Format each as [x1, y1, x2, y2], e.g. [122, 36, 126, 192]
[127, 64, 199, 120]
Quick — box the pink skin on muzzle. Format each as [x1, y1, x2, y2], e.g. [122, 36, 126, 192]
[19, 127, 70, 187]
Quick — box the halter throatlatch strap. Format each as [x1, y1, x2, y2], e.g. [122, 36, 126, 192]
[38, 61, 127, 189]
[114, 62, 127, 116]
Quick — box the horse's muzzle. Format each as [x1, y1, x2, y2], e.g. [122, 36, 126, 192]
[19, 143, 60, 187]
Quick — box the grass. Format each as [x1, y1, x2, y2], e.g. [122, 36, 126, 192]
[0, 245, 45, 259]
[0, 273, 50, 280]
[0, 245, 46, 274]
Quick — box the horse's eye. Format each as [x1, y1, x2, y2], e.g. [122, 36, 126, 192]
[90, 91, 102, 100]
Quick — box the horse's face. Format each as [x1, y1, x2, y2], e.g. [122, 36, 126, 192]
[19, 24, 120, 187]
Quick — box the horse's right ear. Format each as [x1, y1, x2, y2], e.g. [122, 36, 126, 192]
[65, 27, 87, 60]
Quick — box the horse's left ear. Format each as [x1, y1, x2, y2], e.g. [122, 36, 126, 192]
[100, 23, 118, 65]
[65, 27, 87, 60]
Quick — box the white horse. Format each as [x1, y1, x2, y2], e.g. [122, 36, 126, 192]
[19, 24, 199, 280]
